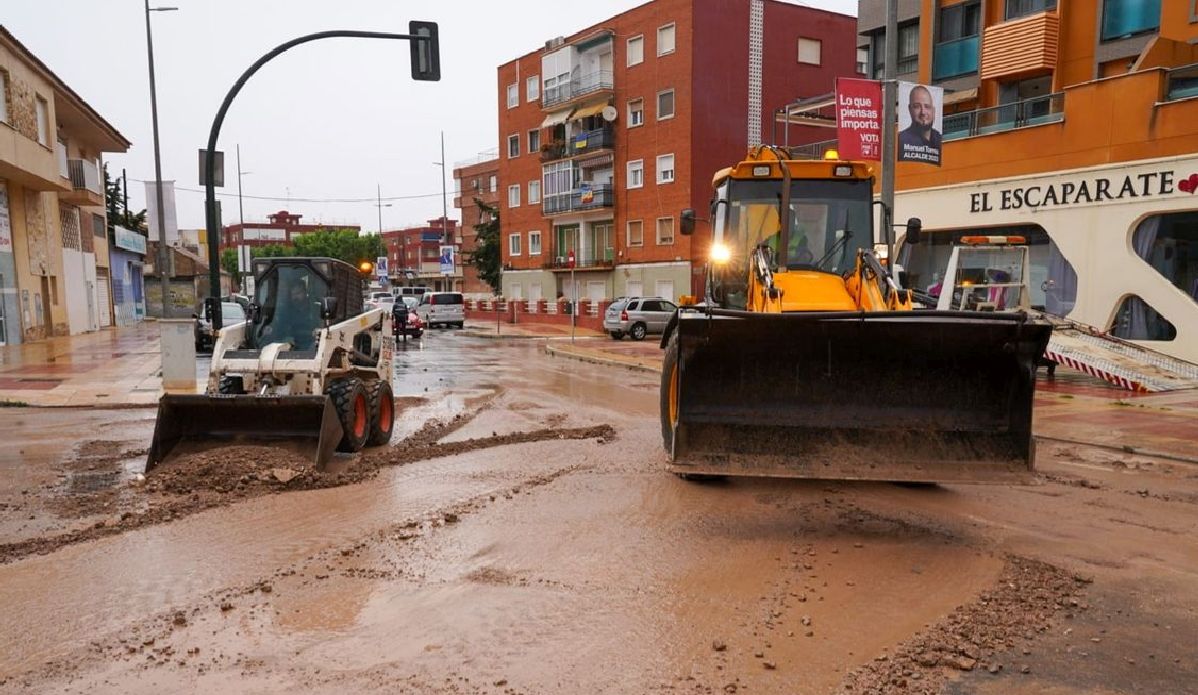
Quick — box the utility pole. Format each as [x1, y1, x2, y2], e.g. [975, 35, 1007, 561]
[236, 144, 246, 227]
[144, 1, 177, 316]
[439, 131, 449, 244]
[880, 0, 899, 267]
[377, 183, 384, 234]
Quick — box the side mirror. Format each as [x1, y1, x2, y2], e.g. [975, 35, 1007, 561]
[320, 296, 338, 321]
[680, 208, 696, 236]
[905, 217, 922, 245]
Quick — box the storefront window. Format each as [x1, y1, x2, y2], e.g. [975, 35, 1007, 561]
[1110, 295, 1176, 340]
[1131, 212, 1198, 304]
[898, 224, 1077, 314]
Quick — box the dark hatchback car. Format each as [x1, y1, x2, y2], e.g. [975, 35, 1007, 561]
[194, 300, 248, 352]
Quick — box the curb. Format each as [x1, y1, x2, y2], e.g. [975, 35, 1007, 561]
[544, 343, 662, 374]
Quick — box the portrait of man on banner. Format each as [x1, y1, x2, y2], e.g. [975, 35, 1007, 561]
[897, 82, 944, 166]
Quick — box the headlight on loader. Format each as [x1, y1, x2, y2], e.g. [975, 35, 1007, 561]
[710, 242, 732, 264]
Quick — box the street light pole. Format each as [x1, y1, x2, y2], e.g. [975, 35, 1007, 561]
[880, 0, 899, 267]
[144, 1, 177, 317]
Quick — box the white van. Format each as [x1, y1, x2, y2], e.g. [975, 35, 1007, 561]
[398, 286, 431, 298]
[417, 292, 465, 329]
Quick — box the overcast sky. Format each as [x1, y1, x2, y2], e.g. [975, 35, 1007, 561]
[4, 0, 857, 233]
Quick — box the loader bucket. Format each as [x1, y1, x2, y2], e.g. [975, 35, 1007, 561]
[666, 310, 1052, 483]
[146, 394, 343, 473]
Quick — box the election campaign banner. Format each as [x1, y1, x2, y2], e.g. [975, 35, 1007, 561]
[897, 82, 944, 166]
[835, 78, 883, 161]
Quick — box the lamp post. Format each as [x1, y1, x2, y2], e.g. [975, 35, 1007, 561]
[144, 1, 177, 317]
[432, 131, 449, 243]
[374, 183, 392, 234]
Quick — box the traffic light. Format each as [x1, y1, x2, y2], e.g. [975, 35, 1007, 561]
[358, 260, 374, 275]
[409, 21, 440, 81]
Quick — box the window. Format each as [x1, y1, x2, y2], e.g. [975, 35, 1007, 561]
[656, 154, 675, 184]
[509, 233, 521, 256]
[506, 83, 518, 108]
[35, 96, 49, 146]
[508, 184, 521, 208]
[1111, 296, 1175, 340]
[656, 217, 674, 245]
[627, 220, 644, 247]
[526, 75, 540, 102]
[856, 49, 868, 75]
[798, 38, 822, 65]
[657, 89, 675, 120]
[528, 180, 541, 204]
[528, 129, 540, 153]
[627, 35, 644, 66]
[1101, 0, 1162, 41]
[1131, 211, 1198, 310]
[939, 1, 980, 42]
[870, 22, 920, 78]
[489, 175, 497, 193]
[0, 70, 8, 124]
[1005, 0, 1057, 20]
[529, 231, 542, 255]
[628, 98, 644, 127]
[507, 134, 520, 158]
[658, 23, 676, 56]
[627, 159, 644, 189]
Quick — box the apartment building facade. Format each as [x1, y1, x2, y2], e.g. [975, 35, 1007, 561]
[453, 153, 500, 297]
[496, 0, 858, 305]
[0, 27, 130, 345]
[219, 210, 362, 250]
[381, 217, 461, 292]
[857, 0, 1198, 362]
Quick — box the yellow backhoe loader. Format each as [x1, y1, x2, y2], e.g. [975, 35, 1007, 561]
[659, 146, 1052, 483]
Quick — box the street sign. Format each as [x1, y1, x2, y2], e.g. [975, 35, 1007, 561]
[376, 255, 389, 282]
[439, 245, 455, 276]
[198, 149, 225, 187]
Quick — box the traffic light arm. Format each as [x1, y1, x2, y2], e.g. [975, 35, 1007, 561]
[203, 24, 439, 330]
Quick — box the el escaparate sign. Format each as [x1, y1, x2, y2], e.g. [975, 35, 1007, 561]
[968, 170, 1195, 213]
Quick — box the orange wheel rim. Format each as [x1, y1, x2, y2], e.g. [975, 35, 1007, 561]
[668, 363, 679, 427]
[353, 394, 368, 438]
[379, 393, 393, 431]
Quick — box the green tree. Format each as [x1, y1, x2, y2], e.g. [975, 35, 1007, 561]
[291, 228, 384, 267]
[102, 163, 146, 233]
[466, 198, 501, 294]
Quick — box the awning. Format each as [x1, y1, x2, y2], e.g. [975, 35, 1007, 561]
[541, 108, 574, 128]
[943, 88, 978, 106]
[570, 101, 609, 121]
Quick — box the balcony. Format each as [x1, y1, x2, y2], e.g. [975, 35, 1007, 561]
[942, 92, 1064, 141]
[542, 71, 614, 109]
[61, 159, 104, 206]
[933, 36, 979, 81]
[540, 126, 615, 163]
[1165, 63, 1198, 101]
[542, 254, 614, 272]
[980, 10, 1059, 80]
[1101, 0, 1161, 42]
[543, 184, 614, 216]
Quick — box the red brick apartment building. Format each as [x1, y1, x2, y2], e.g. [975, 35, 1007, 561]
[496, 0, 859, 304]
[381, 217, 461, 292]
[220, 210, 361, 250]
[453, 153, 501, 297]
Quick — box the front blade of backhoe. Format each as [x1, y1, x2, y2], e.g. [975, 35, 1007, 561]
[670, 311, 1052, 483]
[146, 394, 343, 473]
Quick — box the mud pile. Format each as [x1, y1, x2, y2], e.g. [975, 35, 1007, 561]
[840, 556, 1090, 694]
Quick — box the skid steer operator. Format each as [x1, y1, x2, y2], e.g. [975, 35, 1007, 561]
[263, 282, 320, 350]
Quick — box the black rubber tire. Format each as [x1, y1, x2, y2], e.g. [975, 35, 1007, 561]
[328, 377, 370, 453]
[630, 323, 648, 341]
[365, 379, 395, 447]
[217, 375, 244, 395]
[610, 331, 624, 340]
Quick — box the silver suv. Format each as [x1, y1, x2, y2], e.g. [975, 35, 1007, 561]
[603, 296, 677, 341]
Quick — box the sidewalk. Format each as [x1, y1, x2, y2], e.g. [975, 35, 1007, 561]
[0, 322, 200, 407]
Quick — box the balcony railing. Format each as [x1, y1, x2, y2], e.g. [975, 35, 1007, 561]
[542, 183, 614, 215]
[542, 70, 614, 109]
[1100, 0, 1161, 42]
[1166, 63, 1198, 101]
[68, 159, 102, 195]
[932, 35, 979, 80]
[943, 92, 1064, 141]
[542, 254, 615, 271]
[542, 127, 615, 162]
[790, 138, 839, 160]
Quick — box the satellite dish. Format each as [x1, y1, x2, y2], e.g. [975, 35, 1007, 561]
[601, 105, 618, 122]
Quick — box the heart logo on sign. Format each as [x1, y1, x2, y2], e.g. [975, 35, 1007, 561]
[1180, 173, 1198, 194]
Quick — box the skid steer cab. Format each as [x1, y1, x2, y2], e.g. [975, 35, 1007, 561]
[148, 257, 398, 471]
[658, 146, 1052, 484]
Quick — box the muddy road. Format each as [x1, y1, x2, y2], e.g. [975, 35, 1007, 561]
[0, 334, 1195, 694]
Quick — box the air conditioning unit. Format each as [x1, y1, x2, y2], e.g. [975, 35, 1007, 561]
[545, 36, 565, 50]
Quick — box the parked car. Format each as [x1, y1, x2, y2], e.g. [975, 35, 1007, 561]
[416, 291, 465, 328]
[368, 291, 395, 311]
[194, 300, 248, 352]
[603, 296, 678, 340]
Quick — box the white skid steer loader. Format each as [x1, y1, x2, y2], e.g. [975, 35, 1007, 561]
[147, 257, 398, 470]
